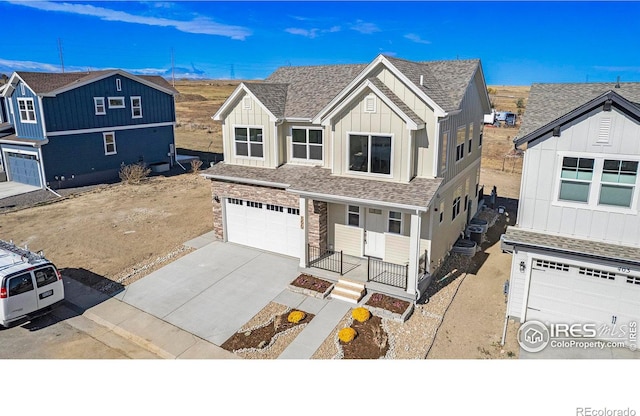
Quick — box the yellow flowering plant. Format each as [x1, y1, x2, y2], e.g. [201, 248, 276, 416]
[287, 310, 306, 324]
[338, 327, 357, 343]
[352, 307, 371, 323]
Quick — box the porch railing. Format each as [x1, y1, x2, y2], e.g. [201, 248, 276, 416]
[367, 257, 408, 289]
[307, 245, 343, 275]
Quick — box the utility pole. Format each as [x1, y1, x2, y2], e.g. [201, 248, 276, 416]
[58, 38, 65, 73]
[171, 48, 175, 87]
[230, 64, 235, 80]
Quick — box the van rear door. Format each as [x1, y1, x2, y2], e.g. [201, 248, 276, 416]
[3, 272, 38, 323]
[33, 266, 64, 309]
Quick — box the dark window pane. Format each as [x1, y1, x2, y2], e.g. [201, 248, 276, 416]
[348, 213, 359, 226]
[621, 161, 638, 173]
[349, 135, 368, 172]
[236, 142, 248, 156]
[388, 220, 401, 234]
[309, 130, 322, 144]
[578, 158, 594, 170]
[603, 159, 620, 171]
[599, 184, 633, 207]
[371, 136, 391, 174]
[292, 143, 307, 159]
[559, 181, 590, 202]
[292, 129, 306, 143]
[9, 273, 34, 296]
[249, 128, 263, 142]
[563, 157, 578, 169]
[235, 128, 247, 142]
[250, 143, 263, 158]
[35, 267, 58, 288]
[308, 145, 323, 160]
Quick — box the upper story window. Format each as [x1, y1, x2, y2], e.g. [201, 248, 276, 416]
[455, 125, 466, 162]
[103, 132, 117, 155]
[479, 124, 483, 147]
[599, 160, 638, 207]
[439, 200, 445, 223]
[292, 128, 323, 161]
[468, 123, 474, 153]
[556, 156, 639, 209]
[108, 97, 125, 109]
[348, 133, 391, 176]
[234, 126, 263, 158]
[17, 98, 36, 123]
[131, 96, 142, 118]
[388, 211, 402, 234]
[559, 157, 594, 203]
[347, 205, 361, 227]
[116, 78, 122, 91]
[440, 131, 449, 174]
[94, 97, 106, 115]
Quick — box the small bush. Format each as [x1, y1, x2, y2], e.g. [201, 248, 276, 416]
[338, 327, 357, 343]
[190, 159, 203, 174]
[352, 307, 371, 323]
[287, 310, 306, 324]
[119, 163, 150, 185]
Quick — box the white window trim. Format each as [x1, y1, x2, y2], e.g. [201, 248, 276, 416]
[440, 130, 449, 175]
[346, 131, 394, 178]
[116, 78, 122, 92]
[387, 211, 403, 234]
[232, 124, 265, 160]
[130, 96, 142, 119]
[552, 152, 640, 214]
[108, 97, 125, 109]
[103, 132, 117, 155]
[346, 205, 362, 228]
[363, 95, 376, 113]
[455, 125, 467, 163]
[290, 126, 323, 164]
[94, 97, 106, 115]
[16, 98, 37, 124]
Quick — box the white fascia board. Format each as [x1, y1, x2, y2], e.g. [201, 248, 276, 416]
[201, 173, 290, 189]
[212, 83, 278, 123]
[320, 79, 419, 130]
[289, 188, 427, 213]
[2, 72, 33, 97]
[0, 138, 49, 146]
[42, 70, 176, 97]
[284, 117, 313, 123]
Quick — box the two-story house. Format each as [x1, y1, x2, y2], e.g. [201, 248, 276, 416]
[204, 55, 490, 301]
[501, 83, 640, 333]
[0, 70, 177, 189]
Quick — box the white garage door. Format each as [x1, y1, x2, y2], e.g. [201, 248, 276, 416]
[527, 258, 640, 329]
[225, 198, 302, 258]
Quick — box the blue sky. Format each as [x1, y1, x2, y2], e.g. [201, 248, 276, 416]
[1, 1, 640, 85]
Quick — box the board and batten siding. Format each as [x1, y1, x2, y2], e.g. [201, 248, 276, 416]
[8, 81, 45, 140]
[506, 251, 528, 319]
[222, 92, 276, 168]
[331, 88, 411, 182]
[518, 106, 640, 246]
[438, 72, 485, 184]
[43, 75, 175, 133]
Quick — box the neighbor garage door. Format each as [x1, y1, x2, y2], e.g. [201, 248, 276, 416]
[225, 198, 302, 258]
[6, 152, 42, 187]
[527, 258, 640, 328]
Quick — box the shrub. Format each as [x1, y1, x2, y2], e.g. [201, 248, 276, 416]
[352, 307, 371, 323]
[190, 159, 203, 174]
[287, 310, 306, 324]
[338, 327, 357, 343]
[119, 163, 150, 185]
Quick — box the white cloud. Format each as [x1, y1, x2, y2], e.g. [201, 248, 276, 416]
[594, 66, 640, 72]
[404, 33, 431, 45]
[0, 58, 67, 72]
[7, 1, 251, 40]
[285, 27, 319, 39]
[350, 20, 380, 34]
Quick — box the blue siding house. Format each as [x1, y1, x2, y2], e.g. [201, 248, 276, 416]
[0, 70, 177, 189]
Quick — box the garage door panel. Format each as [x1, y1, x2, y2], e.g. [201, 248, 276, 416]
[7, 152, 41, 187]
[225, 199, 301, 258]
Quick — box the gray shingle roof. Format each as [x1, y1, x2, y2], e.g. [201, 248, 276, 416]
[203, 163, 442, 210]
[15, 71, 177, 95]
[519, 82, 640, 138]
[502, 227, 640, 266]
[265, 63, 367, 118]
[243, 82, 288, 119]
[368, 77, 424, 125]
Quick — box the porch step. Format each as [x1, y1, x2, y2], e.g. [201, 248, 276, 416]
[330, 279, 366, 304]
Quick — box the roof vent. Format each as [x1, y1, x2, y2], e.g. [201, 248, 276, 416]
[615, 76, 620, 88]
[420, 75, 424, 86]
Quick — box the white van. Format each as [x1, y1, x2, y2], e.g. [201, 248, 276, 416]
[0, 240, 64, 328]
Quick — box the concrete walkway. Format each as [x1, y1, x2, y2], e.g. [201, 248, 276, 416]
[0, 181, 41, 199]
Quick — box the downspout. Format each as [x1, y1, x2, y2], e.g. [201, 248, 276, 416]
[432, 119, 441, 178]
[37, 145, 61, 197]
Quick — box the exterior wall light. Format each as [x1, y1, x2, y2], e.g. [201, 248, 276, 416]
[519, 261, 526, 273]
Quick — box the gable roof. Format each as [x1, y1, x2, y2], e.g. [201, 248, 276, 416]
[517, 82, 640, 142]
[4, 70, 177, 97]
[243, 82, 288, 119]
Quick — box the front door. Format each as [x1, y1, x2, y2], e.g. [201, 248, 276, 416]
[364, 208, 385, 258]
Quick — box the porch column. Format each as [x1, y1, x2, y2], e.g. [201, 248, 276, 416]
[407, 212, 422, 298]
[299, 197, 309, 268]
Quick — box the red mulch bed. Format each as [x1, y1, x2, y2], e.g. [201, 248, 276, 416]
[290, 274, 332, 294]
[365, 293, 410, 315]
[221, 311, 314, 352]
[341, 315, 389, 359]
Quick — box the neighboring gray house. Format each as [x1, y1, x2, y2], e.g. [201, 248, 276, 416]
[204, 54, 490, 302]
[502, 83, 640, 336]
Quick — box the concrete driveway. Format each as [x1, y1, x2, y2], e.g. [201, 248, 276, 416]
[0, 181, 41, 199]
[114, 240, 302, 346]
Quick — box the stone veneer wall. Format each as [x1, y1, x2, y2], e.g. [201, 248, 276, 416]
[210, 180, 327, 251]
